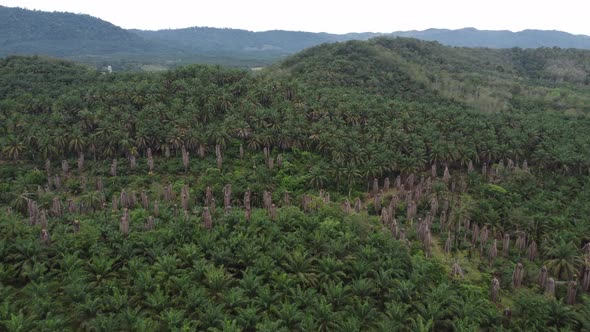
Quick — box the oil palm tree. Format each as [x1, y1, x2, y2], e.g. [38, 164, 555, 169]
[544, 239, 584, 280]
[282, 250, 318, 287]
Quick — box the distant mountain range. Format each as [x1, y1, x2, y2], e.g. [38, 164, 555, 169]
[3, 5, 590, 69]
[131, 28, 379, 57]
[392, 28, 590, 49]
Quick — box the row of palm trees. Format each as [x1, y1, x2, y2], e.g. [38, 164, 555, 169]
[20, 150, 590, 307]
[2, 60, 590, 180]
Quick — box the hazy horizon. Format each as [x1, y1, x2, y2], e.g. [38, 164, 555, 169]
[1, 0, 590, 36]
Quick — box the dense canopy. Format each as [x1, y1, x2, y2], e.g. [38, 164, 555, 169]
[1, 38, 590, 330]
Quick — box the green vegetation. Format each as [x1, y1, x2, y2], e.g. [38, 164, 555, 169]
[5, 5, 590, 71]
[1, 37, 590, 330]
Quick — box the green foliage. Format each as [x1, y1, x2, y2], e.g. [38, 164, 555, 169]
[0, 36, 590, 331]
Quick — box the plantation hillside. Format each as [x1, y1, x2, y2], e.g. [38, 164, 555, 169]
[0, 38, 590, 330]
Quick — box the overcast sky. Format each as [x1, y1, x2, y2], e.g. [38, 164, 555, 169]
[2, 0, 589, 35]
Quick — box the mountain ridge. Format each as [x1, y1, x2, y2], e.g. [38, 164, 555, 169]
[0, 6, 166, 57]
[392, 27, 590, 49]
[3, 5, 590, 69]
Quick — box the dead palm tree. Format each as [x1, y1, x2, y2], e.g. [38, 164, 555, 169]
[442, 166, 450, 183]
[77, 153, 85, 172]
[54, 175, 62, 191]
[263, 191, 273, 211]
[120, 190, 129, 209]
[146, 216, 155, 230]
[471, 224, 479, 246]
[374, 191, 382, 214]
[515, 231, 527, 252]
[545, 278, 555, 298]
[223, 184, 232, 209]
[301, 194, 311, 213]
[582, 265, 590, 292]
[120, 208, 130, 236]
[354, 197, 361, 213]
[489, 239, 498, 265]
[538, 266, 548, 288]
[129, 154, 136, 171]
[202, 186, 211, 206]
[153, 200, 159, 217]
[182, 146, 189, 173]
[503, 234, 511, 257]
[147, 155, 154, 172]
[372, 178, 379, 196]
[141, 190, 149, 209]
[444, 232, 452, 254]
[45, 159, 51, 175]
[40, 228, 50, 244]
[491, 278, 500, 302]
[566, 281, 577, 305]
[527, 241, 538, 261]
[110, 159, 117, 177]
[202, 207, 213, 230]
[61, 160, 69, 176]
[512, 263, 524, 289]
[51, 197, 62, 217]
[451, 260, 464, 278]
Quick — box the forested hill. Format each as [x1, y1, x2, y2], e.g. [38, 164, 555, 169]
[278, 37, 590, 114]
[131, 28, 378, 57]
[0, 6, 166, 57]
[4, 6, 590, 70]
